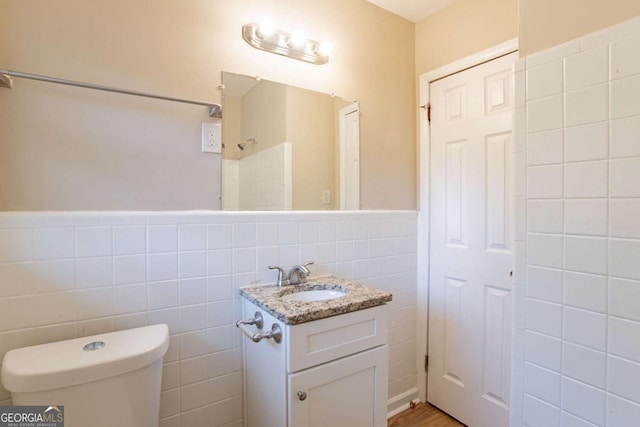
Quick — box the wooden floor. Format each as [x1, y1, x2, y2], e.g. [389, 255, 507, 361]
[388, 403, 465, 427]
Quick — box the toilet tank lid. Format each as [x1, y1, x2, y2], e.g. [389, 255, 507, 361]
[1, 324, 169, 393]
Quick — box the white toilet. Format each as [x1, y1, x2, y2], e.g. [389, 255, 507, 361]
[1, 324, 169, 427]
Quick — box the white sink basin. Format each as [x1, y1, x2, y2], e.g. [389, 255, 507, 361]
[280, 289, 347, 302]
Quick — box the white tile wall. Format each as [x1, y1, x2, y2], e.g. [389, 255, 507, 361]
[564, 160, 608, 198]
[513, 15, 640, 427]
[610, 157, 640, 197]
[527, 130, 564, 166]
[523, 393, 561, 427]
[562, 341, 606, 389]
[0, 210, 418, 427]
[237, 143, 291, 211]
[565, 84, 608, 127]
[565, 46, 609, 91]
[511, 64, 528, 427]
[563, 377, 606, 426]
[564, 236, 607, 275]
[610, 116, 640, 158]
[609, 277, 640, 320]
[610, 199, 640, 238]
[527, 266, 562, 304]
[526, 60, 564, 100]
[527, 95, 564, 133]
[611, 75, 640, 119]
[527, 200, 563, 234]
[527, 233, 563, 269]
[222, 160, 240, 211]
[609, 239, 640, 280]
[565, 199, 608, 236]
[607, 393, 640, 427]
[526, 165, 563, 198]
[525, 330, 562, 371]
[564, 272, 607, 313]
[564, 122, 608, 163]
[525, 362, 562, 406]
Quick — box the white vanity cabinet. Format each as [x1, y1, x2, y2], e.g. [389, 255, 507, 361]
[241, 299, 389, 427]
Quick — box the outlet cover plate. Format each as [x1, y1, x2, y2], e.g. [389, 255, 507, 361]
[202, 123, 222, 153]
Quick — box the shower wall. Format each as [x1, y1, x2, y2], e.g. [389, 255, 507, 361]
[511, 16, 640, 427]
[224, 143, 292, 211]
[222, 159, 239, 210]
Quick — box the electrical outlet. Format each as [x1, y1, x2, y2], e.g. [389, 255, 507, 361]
[322, 190, 331, 205]
[202, 123, 222, 153]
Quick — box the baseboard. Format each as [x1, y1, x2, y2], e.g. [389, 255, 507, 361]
[387, 387, 420, 418]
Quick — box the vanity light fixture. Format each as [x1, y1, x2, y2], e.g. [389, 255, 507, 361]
[242, 21, 332, 65]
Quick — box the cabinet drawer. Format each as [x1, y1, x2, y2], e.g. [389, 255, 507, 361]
[287, 305, 387, 372]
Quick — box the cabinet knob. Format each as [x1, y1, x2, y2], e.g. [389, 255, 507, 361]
[297, 391, 307, 401]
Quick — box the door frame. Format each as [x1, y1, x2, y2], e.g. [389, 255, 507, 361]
[415, 38, 519, 403]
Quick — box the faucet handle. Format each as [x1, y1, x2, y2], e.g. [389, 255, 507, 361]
[296, 261, 315, 284]
[268, 265, 290, 287]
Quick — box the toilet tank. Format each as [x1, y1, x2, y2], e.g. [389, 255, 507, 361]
[1, 324, 169, 427]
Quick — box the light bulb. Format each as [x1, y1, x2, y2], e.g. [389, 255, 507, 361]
[318, 41, 333, 56]
[257, 19, 275, 38]
[289, 31, 306, 47]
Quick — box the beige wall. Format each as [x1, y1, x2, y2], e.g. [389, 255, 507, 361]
[520, 0, 640, 56]
[0, 0, 8, 171]
[0, 0, 416, 210]
[287, 86, 335, 210]
[222, 96, 242, 161]
[240, 81, 287, 158]
[415, 0, 518, 75]
[0, 1, 6, 66]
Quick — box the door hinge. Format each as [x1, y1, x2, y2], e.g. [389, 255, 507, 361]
[425, 354, 429, 371]
[420, 103, 432, 123]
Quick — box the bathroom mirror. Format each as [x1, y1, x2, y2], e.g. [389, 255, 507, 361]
[221, 72, 360, 211]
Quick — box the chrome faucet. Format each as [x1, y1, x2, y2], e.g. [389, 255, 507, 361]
[288, 262, 314, 285]
[268, 261, 315, 286]
[268, 266, 290, 287]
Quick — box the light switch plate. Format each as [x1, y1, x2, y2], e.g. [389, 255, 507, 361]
[322, 190, 331, 205]
[202, 123, 222, 153]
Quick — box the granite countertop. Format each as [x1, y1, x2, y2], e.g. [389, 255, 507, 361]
[239, 276, 392, 325]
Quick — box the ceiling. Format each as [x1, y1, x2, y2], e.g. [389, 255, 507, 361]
[367, 0, 457, 23]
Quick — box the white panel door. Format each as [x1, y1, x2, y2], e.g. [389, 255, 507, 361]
[428, 52, 516, 427]
[339, 103, 360, 210]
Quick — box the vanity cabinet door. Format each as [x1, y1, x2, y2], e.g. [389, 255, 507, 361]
[288, 345, 388, 427]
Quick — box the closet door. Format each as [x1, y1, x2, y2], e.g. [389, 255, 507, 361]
[428, 52, 516, 427]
